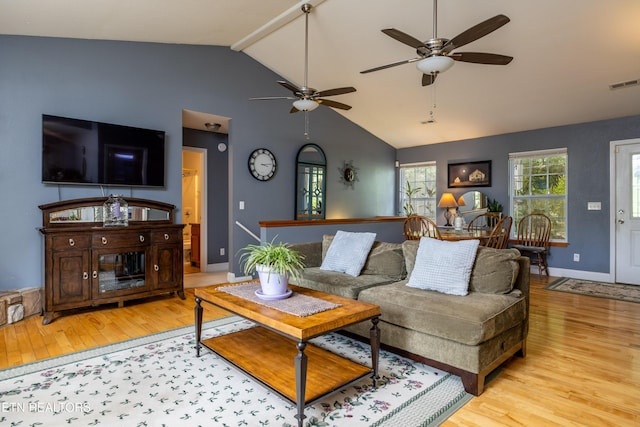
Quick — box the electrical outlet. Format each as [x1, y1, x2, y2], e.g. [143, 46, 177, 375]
[220, 248, 225, 256]
[573, 253, 580, 262]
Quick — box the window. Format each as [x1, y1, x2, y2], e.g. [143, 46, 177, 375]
[399, 162, 437, 218]
[509, 148, 567, 241]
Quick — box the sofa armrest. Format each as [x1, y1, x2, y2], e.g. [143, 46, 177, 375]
[288, 241, 323, 268]
[513, 256, 531, 334]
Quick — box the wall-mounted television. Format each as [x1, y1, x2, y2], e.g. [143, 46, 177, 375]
[42, 114, 165, 187]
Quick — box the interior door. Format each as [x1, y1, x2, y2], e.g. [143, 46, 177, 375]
[614, 140, 640, 285]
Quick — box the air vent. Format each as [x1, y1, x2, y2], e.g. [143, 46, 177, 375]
[609, 79, 640, 90]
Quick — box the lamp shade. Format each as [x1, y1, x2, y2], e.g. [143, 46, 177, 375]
[457, 196, 466, 207]
[416, 55, 454, 74]
[437, 192, 458, 208]
[293, 98, 319, 111]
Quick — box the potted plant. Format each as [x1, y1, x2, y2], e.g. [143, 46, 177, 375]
[402, 181, 422, 217]
[487, 197, 503, 213]
[238, 239, 305, 299]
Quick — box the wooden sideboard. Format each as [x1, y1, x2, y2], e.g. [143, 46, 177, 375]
[39, 197, 185, 324]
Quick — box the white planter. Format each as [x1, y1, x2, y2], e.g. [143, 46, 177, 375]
[256, 264, 290, 296]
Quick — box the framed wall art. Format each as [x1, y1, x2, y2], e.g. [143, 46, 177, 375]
[448, 160, 491, 188]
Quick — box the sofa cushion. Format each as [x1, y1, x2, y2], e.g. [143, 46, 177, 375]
[406, 237, 479, 296]
[469, 247, 521, 294]
[291, 267, 397, 299]
[320, 231, 376, 277]
[403, 240, 522, 295]
[358, 281, 527, 346]
[322, 236, 405, 280]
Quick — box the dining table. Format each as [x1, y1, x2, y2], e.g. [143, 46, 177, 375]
[438, 228, 491, 243]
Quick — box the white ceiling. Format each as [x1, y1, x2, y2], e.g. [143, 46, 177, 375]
[2, 0, 640, 148]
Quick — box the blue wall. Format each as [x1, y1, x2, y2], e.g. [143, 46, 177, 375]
[397, 115, 640, 274]
[0, 35, 396, 291]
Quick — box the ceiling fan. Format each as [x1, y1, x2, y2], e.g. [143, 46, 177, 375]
[361, 0, 513, 86]
[250, 3, 356, 113]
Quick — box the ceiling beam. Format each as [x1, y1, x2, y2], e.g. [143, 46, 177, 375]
[230, 0, 326, 52]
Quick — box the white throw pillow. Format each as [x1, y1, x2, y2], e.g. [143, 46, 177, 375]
[320, 230, 377, 277]
[406, 237, 480, 296]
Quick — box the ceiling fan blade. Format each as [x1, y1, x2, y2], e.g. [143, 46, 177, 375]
[445, 14, 510, 51]
[316, 87, 356, 97]
[450, 52, 513, 65]
[249, 96, 296, 101]
[382, 28, 428, 49]
[290, 106, 300, 114]
[317, 99, 352, 110]
[360, 57, 421, 74]
[422, 73, 437, 87]
[277, 80, 301, 95]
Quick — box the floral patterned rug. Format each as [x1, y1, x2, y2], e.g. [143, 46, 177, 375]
[545, 277, 640, 303]
[0, 316, 472, 427]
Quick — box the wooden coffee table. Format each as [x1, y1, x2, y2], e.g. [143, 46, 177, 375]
[194, 282, 381, 427]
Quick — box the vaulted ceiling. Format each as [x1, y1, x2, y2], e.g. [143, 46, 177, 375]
[2, 0, 639, 148]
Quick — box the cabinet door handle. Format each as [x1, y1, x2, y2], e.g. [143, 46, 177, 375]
[92, 271, 98, 279]
[139, 235, 145, 243]
[101, 236, 108, 245]
[154, 264, 159, 271]
[164, 233, 169, 240]
[69, 238, 75, 247]
[83, 272, 88, 280]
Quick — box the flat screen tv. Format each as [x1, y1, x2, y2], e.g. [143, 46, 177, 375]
[42, 114, 165, 187]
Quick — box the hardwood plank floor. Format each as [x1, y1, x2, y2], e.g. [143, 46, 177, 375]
[1, 276, 639, 426]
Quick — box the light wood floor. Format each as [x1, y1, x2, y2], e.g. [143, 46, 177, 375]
[1, 276, 639, 426]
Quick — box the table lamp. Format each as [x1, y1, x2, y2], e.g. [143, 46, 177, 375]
[437, 192, 458, 226]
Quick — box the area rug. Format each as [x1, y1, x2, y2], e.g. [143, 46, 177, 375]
[0, 316, 471, 427]
[545, 277, 640, 303]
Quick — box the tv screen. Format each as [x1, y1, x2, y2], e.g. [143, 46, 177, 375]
[42, 114, 165, 187]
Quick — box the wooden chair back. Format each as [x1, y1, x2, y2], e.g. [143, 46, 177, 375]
[516, 213, 552, 248]
[468, 212, 502, 231]
[403, 215, 442, 240]
[484, 215, 513, 249]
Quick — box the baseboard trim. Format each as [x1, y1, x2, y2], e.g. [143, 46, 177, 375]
[534, 266, 613, 282]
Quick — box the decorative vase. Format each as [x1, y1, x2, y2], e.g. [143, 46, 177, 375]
[103, 194, 129, 227]
[256, 264, 290, 297]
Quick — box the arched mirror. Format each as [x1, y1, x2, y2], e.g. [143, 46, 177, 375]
[295, 144, 326, 220]
[457, 191, 488, 224]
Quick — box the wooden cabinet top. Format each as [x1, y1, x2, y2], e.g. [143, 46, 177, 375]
[39, 197, 177, 228]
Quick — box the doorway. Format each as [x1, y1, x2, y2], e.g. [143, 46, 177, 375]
[182, 147, 207, 274]
[610, 138, 640, 285]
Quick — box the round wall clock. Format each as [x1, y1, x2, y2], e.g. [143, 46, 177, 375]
[248, 148, 277, 181]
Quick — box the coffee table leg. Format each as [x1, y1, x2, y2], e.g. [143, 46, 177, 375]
[370, 317, 380, 388]
[194, 297, 203, 357]
[294, 341, 308, 427]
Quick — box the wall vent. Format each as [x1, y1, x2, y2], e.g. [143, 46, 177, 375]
[609, 79, 640, 90]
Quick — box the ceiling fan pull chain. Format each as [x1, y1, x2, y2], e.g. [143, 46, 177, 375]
[304, 111, 311, 139]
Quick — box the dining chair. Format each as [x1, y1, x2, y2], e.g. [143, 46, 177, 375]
[484, 215, 513, 249]
[403, 215, 442, 240]
[512, 213, 552, 277]
[467, 212, 502, 231]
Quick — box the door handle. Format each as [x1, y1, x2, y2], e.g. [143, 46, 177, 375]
[618, 219, 625, 224]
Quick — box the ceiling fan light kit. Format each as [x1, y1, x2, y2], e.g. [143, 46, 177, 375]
[292, 98, 319, 112]
[416, 56, 454, 74]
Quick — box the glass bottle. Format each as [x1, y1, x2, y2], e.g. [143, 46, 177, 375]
[103, 195, 129, 227]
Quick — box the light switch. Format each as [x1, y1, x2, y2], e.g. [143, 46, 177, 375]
[239, 201, 245, 210]
[587, 202, 601, 210]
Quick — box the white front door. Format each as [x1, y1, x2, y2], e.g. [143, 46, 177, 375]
[613, 139, 640, 285]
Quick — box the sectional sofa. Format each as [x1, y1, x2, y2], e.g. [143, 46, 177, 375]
[289, 235, 530, 395]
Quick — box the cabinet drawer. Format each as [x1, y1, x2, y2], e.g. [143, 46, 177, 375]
[151, 229, 182, 243]
[92, 232, 150, 248]
[51, 235, 91, 250]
